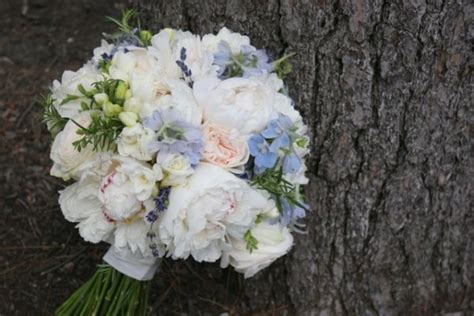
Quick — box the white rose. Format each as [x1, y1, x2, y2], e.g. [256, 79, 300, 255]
[157, 154, 194, 187]
[136, 79, 202, 125]
[158, 163, 275, 262]
[51, 63, 102, 119]
[193, 76, 275, 136]
[202, 123, 249, 172]
[98, 156, 159, 221]
[202, 27, 251, 54]
[117, 124, 155, 161]
[221, 222, 293, 278]
[50, 111, 95, 180]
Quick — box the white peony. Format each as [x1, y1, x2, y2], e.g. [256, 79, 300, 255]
[202, 27, 251, 54]
[51, 63, 102, 119]
[193, 76, 275, 136]
[149, 28, 194, 80]
[157, 154, 194, 187]
[221, 222, 293, 278]
[58, 155, 163, 255]
[135, 79, 202, 125]
[117, 124, 155, 161]
[98, 156, 160, 221]
[50, 111, 95, 180]
[174, 35, 218, 81]
[109, 48, 159, 82]
[158, 163, 275, 262]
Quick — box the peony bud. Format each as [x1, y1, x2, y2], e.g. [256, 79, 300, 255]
[102, 101, 122, 117]
[93, 93, 109, 105]
[124, 97, 142, 113]
[119, 111, 138, 127]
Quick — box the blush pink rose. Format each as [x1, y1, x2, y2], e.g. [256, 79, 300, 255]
[202, 124, 249, 172]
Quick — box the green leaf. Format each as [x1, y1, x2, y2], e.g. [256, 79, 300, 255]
[40, 94, 68, 136]
[72, 113, 124, 152]
[244, 230, 258, 253]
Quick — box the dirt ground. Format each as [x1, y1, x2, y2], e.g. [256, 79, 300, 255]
[0, 1, 257, 315]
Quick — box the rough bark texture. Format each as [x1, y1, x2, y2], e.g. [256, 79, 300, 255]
[137, 0, 473, 314]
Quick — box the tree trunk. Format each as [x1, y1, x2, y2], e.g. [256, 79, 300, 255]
[137, 0, 473, 314]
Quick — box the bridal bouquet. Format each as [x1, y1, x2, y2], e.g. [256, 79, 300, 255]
[43, 10, 310, 315]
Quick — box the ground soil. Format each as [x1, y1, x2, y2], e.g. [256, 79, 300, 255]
[0, 1, 249, 315]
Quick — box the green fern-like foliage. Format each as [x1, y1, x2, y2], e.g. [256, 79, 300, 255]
[41, 94, 68, 137]
[72, 113, 123, 152]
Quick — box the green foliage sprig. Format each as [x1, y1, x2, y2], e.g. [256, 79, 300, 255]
[251, 164, 307, 213]
[272, 52, 295, 80]
[105, 9, 152, 47]
[244, 230, 259, 253]
[72, 113, 123, 152]
[40, 94, 68, 137]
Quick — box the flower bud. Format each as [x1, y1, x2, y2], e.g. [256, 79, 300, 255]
[139, 30, 152, 45]
[114, 81, 128, 103]
[93, 93, 109, 105]
[102, 101, 122, 117]
[124, 97, 141, 113]
[119, 111, 138, 127]
[125, 89, 132, 100]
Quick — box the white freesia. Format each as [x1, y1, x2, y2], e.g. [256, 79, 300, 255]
[221, 222, 293, 278]
[136, 79, 202, 125]
[51, 63, 102, 119]
[98, 156, 160, 221]
[50, 111, 95, 180]
[157, 154, 194, 187]
[158, 163, 275, 262]
[193, 76, 275, 136]
[202, 27, 251, 54]
[117, 124, 155, 161]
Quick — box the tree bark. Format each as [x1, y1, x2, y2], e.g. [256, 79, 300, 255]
[137, 0, 473, 314]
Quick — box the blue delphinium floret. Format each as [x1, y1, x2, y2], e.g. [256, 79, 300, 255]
[280, 198, 307, 225]
[143, 109, 203, 166]
[248, 134, 279, 172]
[214, 41, 273, 78]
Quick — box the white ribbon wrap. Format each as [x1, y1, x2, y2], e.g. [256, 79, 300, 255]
[103, 247, 161, 281]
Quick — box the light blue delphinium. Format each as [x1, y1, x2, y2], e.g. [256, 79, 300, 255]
[248, 134, 279, 173]
[280, 197, 307, 225]
[143, 109, 203, 166]
[259, 114, 302, 174]
[214, 41, 273, 78]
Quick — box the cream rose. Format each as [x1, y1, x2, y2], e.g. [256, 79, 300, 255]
[50, 111, 95, 180]
[202, 124, 249, 172]
[157, 154, 194, 187]
[117, 124, 155, 161]
[193, 76, 275, 136]
[221, 222, 293, 278]
[158, 163, 275, 262]
[108, 48, 159, 82]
